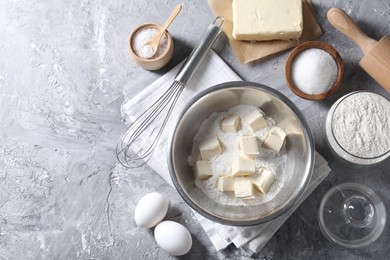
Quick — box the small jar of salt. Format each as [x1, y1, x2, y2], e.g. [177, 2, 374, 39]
[129, 23, 174, 70]
[133, 27, 168, 59]
[285, 42, 344, 100]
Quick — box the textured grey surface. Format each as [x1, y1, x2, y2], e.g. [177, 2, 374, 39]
[1, 0, 389, 259]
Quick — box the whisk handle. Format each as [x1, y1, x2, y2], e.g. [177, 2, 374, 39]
[174, 17, 224, 84]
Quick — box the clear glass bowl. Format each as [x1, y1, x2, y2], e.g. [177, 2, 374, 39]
[325, 91, 390, 166]
[318, 183, 386, 249]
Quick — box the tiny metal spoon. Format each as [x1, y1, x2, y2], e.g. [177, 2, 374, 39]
[142, 4, 182, 58]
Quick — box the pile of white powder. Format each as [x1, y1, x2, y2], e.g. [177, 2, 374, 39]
[331, 92, 390, 159]
[188, 105, 287, 206]
[132, 27, 168, 59]
[291, 48, 338, 95]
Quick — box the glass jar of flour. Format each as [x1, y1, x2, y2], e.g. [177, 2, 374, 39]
[326, 91, 390, 165]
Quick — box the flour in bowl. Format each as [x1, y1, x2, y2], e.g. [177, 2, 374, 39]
[188, 105, 288, 206]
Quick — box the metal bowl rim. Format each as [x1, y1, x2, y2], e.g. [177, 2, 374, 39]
[167, 81, 315, 226]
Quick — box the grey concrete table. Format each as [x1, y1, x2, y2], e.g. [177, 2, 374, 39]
[1, 0, 389, 259]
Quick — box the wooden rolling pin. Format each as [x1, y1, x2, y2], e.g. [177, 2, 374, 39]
[327, 7, 390, 93]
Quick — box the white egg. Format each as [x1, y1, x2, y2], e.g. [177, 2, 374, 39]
[154, 220, 192, 256]
[134, 192, 169, 228]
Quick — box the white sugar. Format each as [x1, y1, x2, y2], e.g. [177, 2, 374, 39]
[291, 48, 338, 95]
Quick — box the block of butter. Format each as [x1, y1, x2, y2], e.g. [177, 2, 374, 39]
[263, 127, 287, 152]
[238, 135, 259, 158]
[244, 110, 268, 132]
[234, 180, 255, 199]
[199, 136, 222, 160]
[221, 115, 240, 133]
[232, 0, 303, 41]
[231, 155, 255, 176]
[194, 161, 213, 180]
[253, 168, 276, 194]
[217, 176, 235, 192]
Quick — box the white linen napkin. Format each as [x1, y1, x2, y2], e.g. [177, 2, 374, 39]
[122, 50, 331, 254]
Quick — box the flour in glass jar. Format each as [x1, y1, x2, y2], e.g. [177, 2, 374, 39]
[331, 92, 390, 158]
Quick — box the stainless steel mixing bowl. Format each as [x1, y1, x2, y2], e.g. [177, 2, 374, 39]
[168, 81, 314, 226]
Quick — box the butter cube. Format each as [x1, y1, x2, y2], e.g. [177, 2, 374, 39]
[234, 180, 255, 199]
[217, 176, 235, 192]
[263, 128, 287, 152]
[199, 136, 222, 160]
[253, 169, 276, 194]
[244, 110, 268, 132]
[194, 161, 213, 180]
[231, 155, 255, 176]
[238, 135, 259, 158]
[221, 115, 240, 133]
[232, 0, 303, 41]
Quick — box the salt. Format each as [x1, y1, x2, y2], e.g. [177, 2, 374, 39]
[291, 48, 338, 95]
[132, 27, 168, 59]
[141, 44, 154, 59]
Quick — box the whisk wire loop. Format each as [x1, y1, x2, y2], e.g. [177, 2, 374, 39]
[117, 81, 185, 168]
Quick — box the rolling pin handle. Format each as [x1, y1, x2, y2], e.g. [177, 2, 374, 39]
[327, 7, 377, 55]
